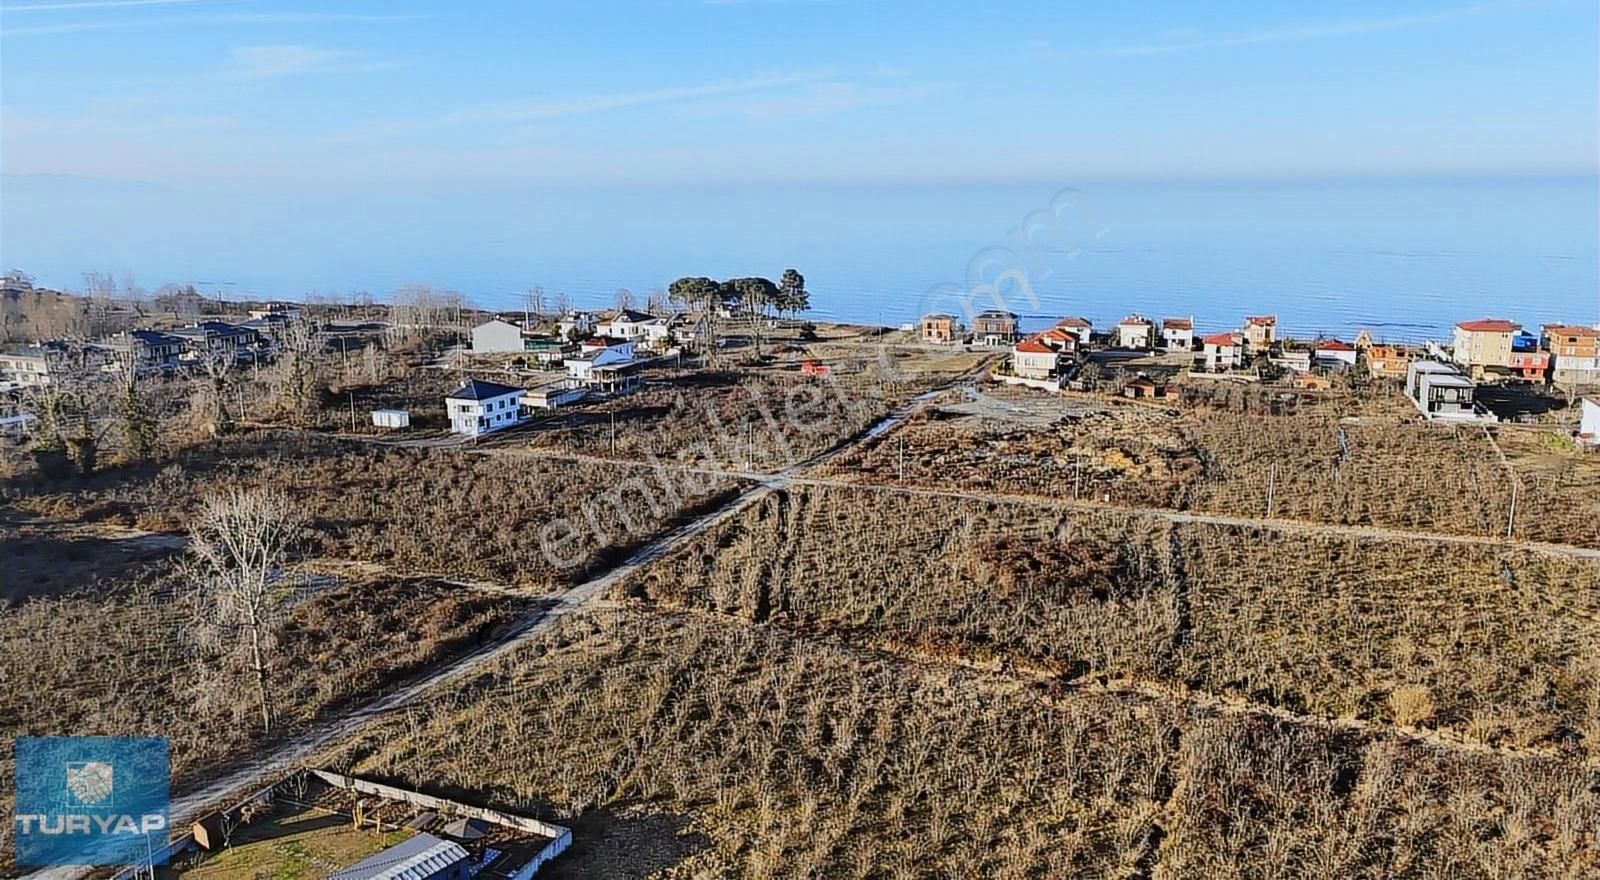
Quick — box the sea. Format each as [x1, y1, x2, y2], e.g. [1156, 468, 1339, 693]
[4, 174, 1596, 342]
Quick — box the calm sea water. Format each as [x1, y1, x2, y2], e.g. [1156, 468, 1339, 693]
[5, 175, 1595, 342]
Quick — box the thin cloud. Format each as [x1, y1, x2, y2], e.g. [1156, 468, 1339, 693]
[1, 0, 212, 11]
[2, 10, 422, 38]
[1074, 0, 1564, 58]
[332, 69, 830, 141]
[229, 44, 397, 79]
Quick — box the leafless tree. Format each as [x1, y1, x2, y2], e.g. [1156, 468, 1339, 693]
[614, 288, 635, 312]
[188, 487, 305, 732]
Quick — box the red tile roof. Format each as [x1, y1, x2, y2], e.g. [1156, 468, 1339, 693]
[1038, 328, 1078, 347]
[1055, 316, 1091, 328]
[1014, 339, 1055, 354]
[1162, 317, 1193, 330]
[1455, 318, 1520, 333]
[1203, 332, 1240, 346]
[1542, 324, 1600, 337]
[1315, 339, 1354, 351]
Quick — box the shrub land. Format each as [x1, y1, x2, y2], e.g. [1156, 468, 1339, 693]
[821, 388, 1600, 548]
[331, 607, 1600, 878]
[6, 431, 742, 588]
[620, 484, 1600, 756]
[0, 570, 528, 868]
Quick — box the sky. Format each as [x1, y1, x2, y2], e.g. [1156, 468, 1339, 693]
[2, 0, 1597, 188]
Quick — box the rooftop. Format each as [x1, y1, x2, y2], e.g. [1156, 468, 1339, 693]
[328, 833, 468, 880]
[1456, 318, 1521, 332]
[1055, 316, 1091, 328]
[1543, 324, 1600, 337]
[1162, 317, 1193, 330]
[447, 378, 524, 401]
[1203, 332, 1240, 345]
[1014, 339, 1056, 354]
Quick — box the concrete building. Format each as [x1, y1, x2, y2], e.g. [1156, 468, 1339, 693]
[1543, 324, 1600, 387]
[920, 313, 958, 344]
[471, 319, 525, 354]
[1451, 318, 1520, 377]
[971, 310, 1019, 346]
[1161, 316, 1194, 351]
[107, 329, 185, 373]
[1312, 339, 1357, 369]
[1115, 315, 1155, 350]
[598, 309, 670, 349]
[1580, 397, 1600, 447]
[1243, 315, 1278, 350]
[1365, 344, 1413, 381]
[1202, 332, 1244, 372]
[1054, 316, 1093, 345]
[1508, 331, 1550, 382]
[1406, 360, 1480, 421]
[1011, 337, 1065, 381]
[0, 343, 70, 388]
[445, 378, 525, 437]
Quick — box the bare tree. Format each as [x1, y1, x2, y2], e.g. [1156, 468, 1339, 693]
[188, 487, 305, 732]
[614, 288, 635, 312]
[553, 291, 572, 316]
[110, 353, 157, 461]
[524, 286, 546, 325]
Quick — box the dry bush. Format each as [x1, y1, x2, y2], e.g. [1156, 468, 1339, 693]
[523, 369, 896, 470]
[621, 483, 1600, 753]
[330, 607, 1600, 878]
[821, 396, 1203, 507]
[331, 607, 1180, 878]
[0, 570, 524, 867]
[6, 431, 740, 588]
[1175, 525, 1600, 752]
[1178, 410, 1520, 537]
[619, 485, 1180, 679]
[1157, 716, 1600, 878]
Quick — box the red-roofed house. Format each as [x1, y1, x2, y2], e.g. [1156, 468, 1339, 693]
[1452, 318, 1520, 376]
[1202, 332, 1244, 372]
[1054, 316, 1093, 345]
[1243, 315, 1278, 350]
[1161, 316, 1194, 351]
[1543, 324, 1600, 387]
[1116, 314, 1155, 350]
[1012, 336, 1067, 380]
[1313, 338, 1357, 368]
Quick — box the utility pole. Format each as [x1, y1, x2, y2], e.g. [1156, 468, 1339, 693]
[610, 411, 617, 454]
[1266, 464, 1276, 518]
[1506, 476, 1517, 538]
[349, 391, 357, 433]
[898, 438, 904, 482]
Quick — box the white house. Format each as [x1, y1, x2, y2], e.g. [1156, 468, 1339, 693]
[597, 309, 670, 348]
[1011, 338, 1064, 381]
[1116, 315, 1155, 350]
[1054, 316, 1093, 345]
[1313, 339, 1358, 369]
[472, 319, 525, 354]
[555, 310, 599, 339]
[1202, 332, 1244, 372]
[567, 338, 637, 388]
[445, 378, 525, 436]
[1580, 397, 1600, 447]
[1161, 317, 1194, 351]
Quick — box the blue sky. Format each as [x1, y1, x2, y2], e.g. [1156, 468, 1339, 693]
[2, 0, 1597, 187]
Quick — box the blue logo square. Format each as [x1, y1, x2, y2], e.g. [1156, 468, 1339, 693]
[13, 737, 170, 867]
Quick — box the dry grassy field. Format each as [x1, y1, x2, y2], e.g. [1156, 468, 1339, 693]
[329, 606, 1600, 878]
[5, 431, 741, 588]
[513, 357, 984, 471]
[820, 386, 1600, 548]
[0, 568, 529, 854]
[618, 484, 1600, 755]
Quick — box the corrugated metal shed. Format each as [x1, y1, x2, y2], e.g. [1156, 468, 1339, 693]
[328, 832, 470, 880]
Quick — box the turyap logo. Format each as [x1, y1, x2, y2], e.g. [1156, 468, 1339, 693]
[66, 762, 115, 806]
[13, 737, 169, 867]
